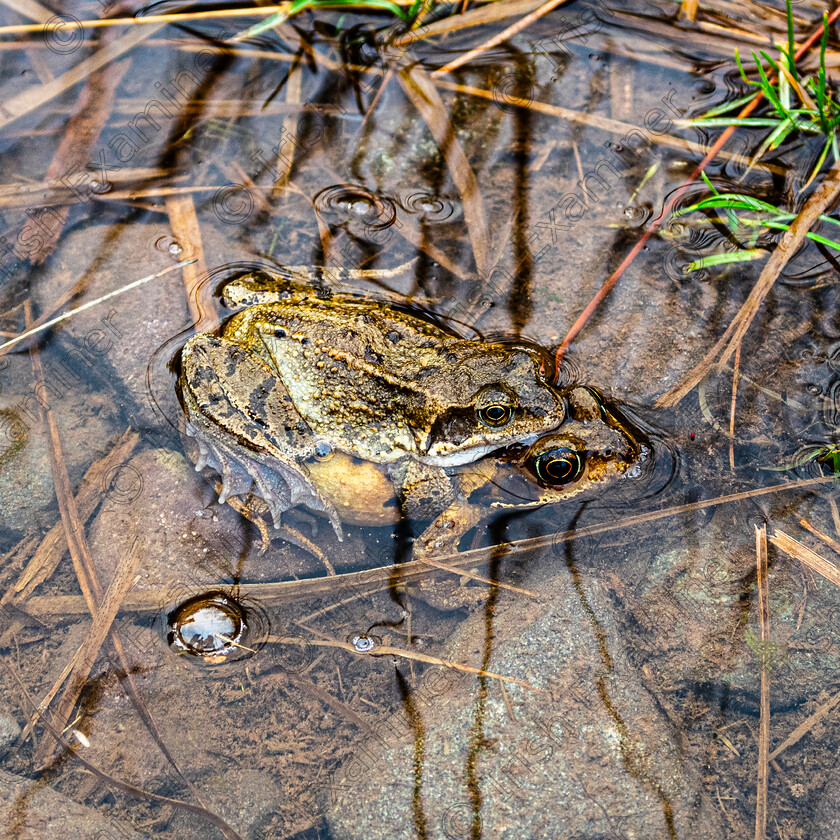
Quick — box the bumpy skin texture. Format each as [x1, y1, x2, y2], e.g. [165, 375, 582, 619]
[177, 269, 645, 555]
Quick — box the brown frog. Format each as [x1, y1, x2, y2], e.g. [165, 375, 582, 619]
[177, 267, 646, 561]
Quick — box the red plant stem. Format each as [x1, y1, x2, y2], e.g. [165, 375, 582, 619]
[554, 6, 840, 372]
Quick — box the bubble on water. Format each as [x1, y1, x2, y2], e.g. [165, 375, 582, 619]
[313, 185, 398, 231]
[167, 592, 250, 664]
[400, 191, 460, 223]
[155, 235, 187, 258]
[348, 633, 376, 653]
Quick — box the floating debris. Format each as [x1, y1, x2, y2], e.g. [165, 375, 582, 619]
[348, 634, 377, 653]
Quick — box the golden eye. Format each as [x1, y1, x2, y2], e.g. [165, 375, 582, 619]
[530, 447, 584, 486]
[477, 404, 513, 428]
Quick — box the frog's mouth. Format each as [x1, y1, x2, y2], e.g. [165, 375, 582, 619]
[420, 444, 502, 467]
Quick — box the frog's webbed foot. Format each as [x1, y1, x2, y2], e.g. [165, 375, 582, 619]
[181, 335, 344, 542]
[223, 490, 334, 573]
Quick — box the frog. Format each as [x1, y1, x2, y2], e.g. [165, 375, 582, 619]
[178, 266, 565, 538]
[177, 266, 647, 573]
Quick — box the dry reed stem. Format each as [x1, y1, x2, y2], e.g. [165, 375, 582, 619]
[5, 428, 139, 603]
[418, 556, 539, 598]
[768, 687, 840, 762]
[165, 195, 213, 331]
[25, 314, 238, 840]
[754, 523, 770, 840]
[0, 5, 289, 34]
[657, 156, 840, 408]
[398, 64, 490, 277]
[431, 0, 572, 76]
[273, 62, 302, 196]
[396, 0, 545, 46]
[729, 344, 741, 471]
[22, 536, 143, 747]
[21, 57, 131, 264]
[0, 0, 53, 23]
[433, 79, 761, 166]
[799, 518, 840, 556]
[22, 475, 839, 619]
[0, 23, 165, 132]
[769, 529, 840, 589]
[0, 261, 193, 354]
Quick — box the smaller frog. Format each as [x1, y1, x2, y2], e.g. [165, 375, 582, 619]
[409, 384, 648, 558]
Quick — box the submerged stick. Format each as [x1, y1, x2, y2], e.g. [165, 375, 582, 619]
[754, 523, 770, 840]
[0, 260, 195, 354]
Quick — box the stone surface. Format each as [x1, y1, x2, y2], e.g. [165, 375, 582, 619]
[0, 769, 146, 840]
[323, 557, 726, 840]
[0, 712, 20, 758]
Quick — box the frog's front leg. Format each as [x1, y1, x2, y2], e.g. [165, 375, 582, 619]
[179, 334, 343, 540]
[388, 459, 491, 611]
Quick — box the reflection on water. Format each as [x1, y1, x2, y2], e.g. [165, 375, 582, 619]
[1, 1, 840, 838]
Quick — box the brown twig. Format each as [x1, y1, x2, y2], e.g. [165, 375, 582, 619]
[397, 64, 489, 276]
[165, 195, 214, 331]
[270, 636, 539, 690]
[22, 536, 143, 748]
[25, 308, 239, 840]
[799, 517, 840, 557]
[729, 344, 741, 471]
[754, 523, 770, 840]
[21, 475, 840, 620]
[768, 687, 840, 762]
[0, 23, 165, 132]
[431, 0, 572, 76]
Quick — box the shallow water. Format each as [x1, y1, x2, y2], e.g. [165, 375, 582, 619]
[2, 1, 840, 838]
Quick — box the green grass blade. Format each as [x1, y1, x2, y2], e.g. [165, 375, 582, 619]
[735, 49, 759, 87]
[696, 93, 759, 119]
[786, 0, 798, 82]
[805, 136, 832, 186]
[817, 13, 830, 132]
[700, 172, 719, 195]
[757, 51, 798, 123]
[685, 250, 765, 272]
[806, 231, 840, 249]
[685, 117, 787, 128]
[676, 195, 782, 215]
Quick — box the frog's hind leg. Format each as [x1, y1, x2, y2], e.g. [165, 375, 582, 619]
[180, 334, 344, 541]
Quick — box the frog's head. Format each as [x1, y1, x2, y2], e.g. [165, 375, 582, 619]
[419, 346, 566, 465]
[483, 386, 650, 508]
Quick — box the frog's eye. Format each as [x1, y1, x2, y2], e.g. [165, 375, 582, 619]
[477, 404, 514, 428]
[529, 447, 584, 486]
